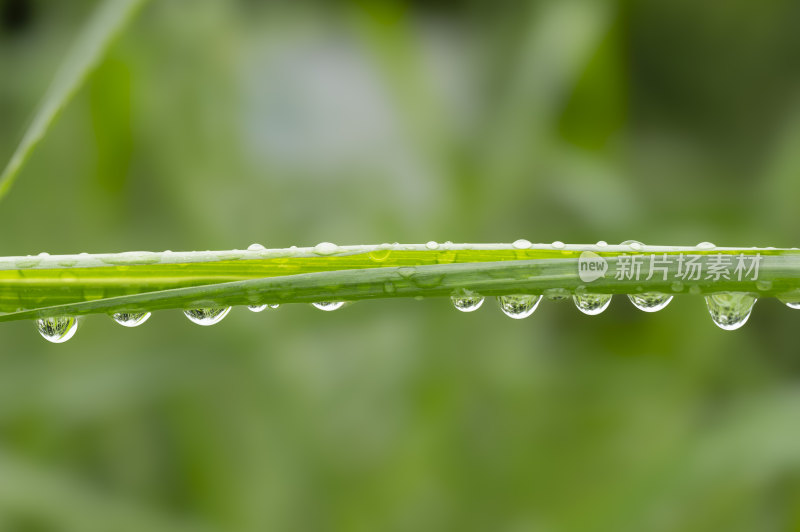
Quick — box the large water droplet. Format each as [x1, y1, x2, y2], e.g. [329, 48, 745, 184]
[451, 291, 484, 312]
[313, 242, 339, 256]
[497, 294, 541, 319]
[786, 302, 800, 310]
[512, 239, 531, 249]
[36, 316, 78, 343]
[705, 292, 756, 331]
[312, 301, 345, 311]
[184, 307, 231, 326]
[628, 293, 673, 312]
[111, 312, 151, 327]
[621, 239, 643, 251]
[248, 305, 268, 312]
[573, 294, 612, 315]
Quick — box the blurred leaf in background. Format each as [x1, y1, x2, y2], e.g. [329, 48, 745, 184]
[2, 0, 800, 530]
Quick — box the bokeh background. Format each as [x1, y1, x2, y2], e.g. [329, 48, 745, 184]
[2, 0, 800, 530]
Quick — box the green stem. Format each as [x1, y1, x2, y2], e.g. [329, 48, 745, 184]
[0, 242, 798, 321]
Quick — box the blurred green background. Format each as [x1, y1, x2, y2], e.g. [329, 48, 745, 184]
[2, 0, 800, 530]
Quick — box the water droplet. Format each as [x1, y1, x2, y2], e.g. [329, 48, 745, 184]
[497, 294, 541, 319]
[313, 242, 339, 256]
[38, 252, 50, 257]
[247, 243, 265, 251]
[512, 239, 531, 249]
[269, 303, 280, 309]
[425, 241, 439, 250]
[628, 293, 673, 312]
[312, 301, 345, 311]
[451, 291, 484, 312]
[184, 307, 231, 326]
[368, 248, 391, 261]
[573, 294, 612, 315]
[696, 241, 716, 249]
[689, 285, 703, 296]
[111, 312, 151, 327]
[248, 305, 268, 312]
[551, 241, 565, 249]
[784, 301, 800, 310]
[398, 267, 416, 279]
[36, 316, 78, 343]
[410, 273, 444, 289]
[544, 288, 570, 301]
[705, 292, 756, 331]
[755, 280, 772, 291]
[596, 241, 608, 247]
[621, 240, 643, 251]
[671, 281, 684, 292]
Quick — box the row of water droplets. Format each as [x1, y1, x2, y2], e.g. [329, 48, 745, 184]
[31, 239, 790, 342]
[35, 301, 355, 343]
[451, 290, 757, 331]
[35, 243, 348, 343]
[32, 286, 765, 343]
[455, 239, 769, 331]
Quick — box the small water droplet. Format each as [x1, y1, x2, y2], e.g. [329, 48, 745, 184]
[269, 303, 280, 309]
[36, 316, 78, 343]
[755, 280, 772, 291]
[38, 252, 50, 257]
[621, 240, 643, 251]
[451, 290, 484, 312]
[497, 294, 541, 319]
[248, 305, 268, 312]
[544, 288, 570, 301]
[111, 312, 151, 327]
[689, 285, 703, 296]
[368, 248, 391, 261]
[410, 273, 444, 289]
[247, 243, 266, 251]
[671, 281, 684, 292]
[312, 301, 345, 311]
[512, 239, 531, 249]
[705, 292, 756, 330]
[628, 293, 673, 312]
[551, 241, 565, 249]
[596, 241, 608, 247]
[784, 301, 800, 310]
[184, 307, 231, 326]
[313, 242, 339, 256]
[425, 241, 439, 250]
[573, 294, 612, 315]
[696, 241, 716, 250]
[398, 267, 416, 278]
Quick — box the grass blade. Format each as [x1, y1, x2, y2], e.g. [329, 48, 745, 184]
[0, 0, 148, 202]
[0, 243, 798, 322]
